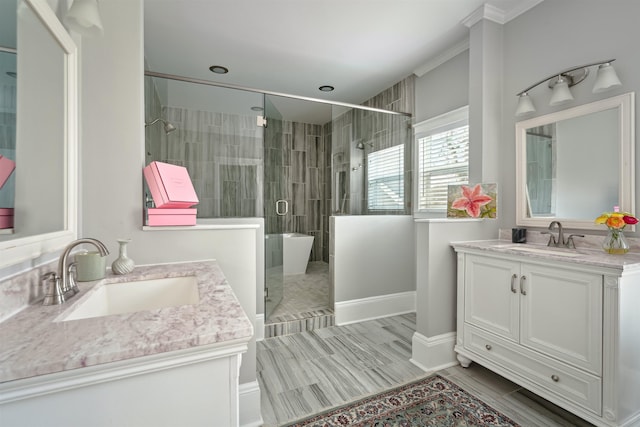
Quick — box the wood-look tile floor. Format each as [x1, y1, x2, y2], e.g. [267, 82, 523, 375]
[257, 313, 595, 426]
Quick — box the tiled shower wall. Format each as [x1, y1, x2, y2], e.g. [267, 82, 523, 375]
[265, 118, 325, 262]
[322, 75, 415, 262]
[149, 106, 264, 218]
[145, 75, 415, 266]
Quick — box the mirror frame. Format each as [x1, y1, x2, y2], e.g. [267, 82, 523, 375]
[0, 0, 77, 269]
[516, 92, 635, 231]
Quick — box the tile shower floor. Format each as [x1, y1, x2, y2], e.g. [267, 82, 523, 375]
[265, 261, 334, 338]
[257, 313, 594, 427]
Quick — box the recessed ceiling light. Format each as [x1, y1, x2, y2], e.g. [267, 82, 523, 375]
[319, 85, 334, 92]
[250, 106, 264, 112]
[209, 65, 229, 74]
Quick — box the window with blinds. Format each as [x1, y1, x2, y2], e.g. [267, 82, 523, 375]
[367, 144, 404, 211]
[415, 106, 469, 212]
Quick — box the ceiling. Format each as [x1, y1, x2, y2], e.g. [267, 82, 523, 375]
[143, 0, 540, 123]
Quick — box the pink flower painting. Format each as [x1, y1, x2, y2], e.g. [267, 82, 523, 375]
[448, 183, 497, 219]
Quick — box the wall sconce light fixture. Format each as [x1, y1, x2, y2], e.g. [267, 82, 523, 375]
[145, 118, 176, 135]
[64, 0, 104, 37]
[515, 59, 622, 116]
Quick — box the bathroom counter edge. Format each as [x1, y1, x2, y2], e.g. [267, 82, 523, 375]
[451, 239, 640, 271]
[0, 260, 253, 384]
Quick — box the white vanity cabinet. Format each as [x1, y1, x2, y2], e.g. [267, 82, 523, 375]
[0, 261, 254, 427]
[454, 244, 640, 427]
[463, 254, 603, 373]
[0, 341, 246, 427]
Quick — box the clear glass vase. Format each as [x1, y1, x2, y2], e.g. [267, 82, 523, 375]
[602, 229, 629, 254]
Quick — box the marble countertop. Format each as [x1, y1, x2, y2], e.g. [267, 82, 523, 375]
[0, 260, 253, 384]
[451, 239, 640, 271]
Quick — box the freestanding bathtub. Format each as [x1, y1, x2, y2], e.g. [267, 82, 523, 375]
[283, 233, 314, 275]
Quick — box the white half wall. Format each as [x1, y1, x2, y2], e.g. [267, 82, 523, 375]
[332, 215, 415, 305]
[411, 219, 498, 371]
[413, 218, 497, 371]
[414, 219, 497, 338]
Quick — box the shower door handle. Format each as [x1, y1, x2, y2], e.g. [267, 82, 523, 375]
[276, 199, 288, 216]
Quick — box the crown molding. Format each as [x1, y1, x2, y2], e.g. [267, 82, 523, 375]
[413, 38, 469, 77]
[414, 1, 546, 78]
[462, 0, 544, 27]
[462, 4, 505, 27]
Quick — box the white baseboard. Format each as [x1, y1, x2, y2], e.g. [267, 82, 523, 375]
[335, 291, 416, 325]
[255, 314, 264, 342]
[239, 380, 263, 427]
[410, 331, 458, 373]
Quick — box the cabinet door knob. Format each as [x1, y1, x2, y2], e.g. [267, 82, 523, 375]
[520, 275, 527, 295]
[485, 344, 492, 350]
[551, 374, 559, 382]
[510, 274, 518, 293]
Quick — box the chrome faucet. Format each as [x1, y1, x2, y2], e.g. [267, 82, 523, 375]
[547, 221, 564, 247]
[541, 221, 584, 249]
[42, 238, 109, 306]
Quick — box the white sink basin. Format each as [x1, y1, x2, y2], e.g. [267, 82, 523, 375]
[500, 245, 582, 257]
[61, 276, 200, 321]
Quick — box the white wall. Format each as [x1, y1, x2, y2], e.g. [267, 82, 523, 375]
[332, 215, 414, 302]
[410, 11, 503, 368]
[411, 219, 497, 371]
[410, 0, 640, 366]
[468, 18, 502, 185]
[415, 50, 469, 124]
[332, 215, 415, 325]
[501, 0, 640, 236]
[78, 0, 258, 390]
[414, 219, 496, 337]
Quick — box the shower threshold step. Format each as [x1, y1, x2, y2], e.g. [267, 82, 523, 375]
[265, 309, 334, 338]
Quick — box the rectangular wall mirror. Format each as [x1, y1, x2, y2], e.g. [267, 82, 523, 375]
[516, 92, 635, 230]
[0, 0, 78, 269]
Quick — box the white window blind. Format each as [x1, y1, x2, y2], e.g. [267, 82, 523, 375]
[367, 144, 404, 210]
[415, 106, 469, 212]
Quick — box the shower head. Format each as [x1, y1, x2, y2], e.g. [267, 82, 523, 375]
[355, 140, 373, 150]
[145, 118, 176, 134]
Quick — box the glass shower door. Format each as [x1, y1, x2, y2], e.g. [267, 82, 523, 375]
[264, 96, 285, 320]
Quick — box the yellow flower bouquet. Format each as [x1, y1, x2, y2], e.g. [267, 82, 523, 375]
[595, 210, 638, 254]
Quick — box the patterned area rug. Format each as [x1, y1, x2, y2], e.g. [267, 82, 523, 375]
[284, 374, 520, 426]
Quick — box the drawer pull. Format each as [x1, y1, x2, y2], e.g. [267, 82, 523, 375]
[551, 374, 560, 382]
[510, 274, 518, 293]
[520, 275, 527, 295]
[485, 344, 492, 350]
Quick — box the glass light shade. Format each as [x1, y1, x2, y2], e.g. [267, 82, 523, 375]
[515, 93, 536, 116]
[549, 77, 574, 106]
[64, 0, 103, 37]
[593, 63, 622, 93]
